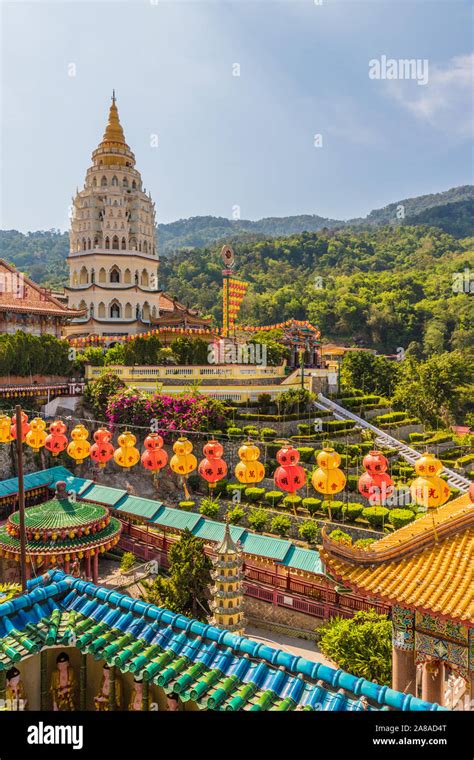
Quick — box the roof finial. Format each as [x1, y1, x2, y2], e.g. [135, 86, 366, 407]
[112, 89, 116, 104]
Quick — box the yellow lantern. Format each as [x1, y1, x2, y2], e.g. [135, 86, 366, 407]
[113, 431, 140, 470]
[235, 442, 265, 484]
[316, 447, 341, 470]
[170, 437, 197, 476]
[66, 424, 90, 465]
[414, 452, 443, 477]
[0, 415, 13, 444]
[410, 475, 450, 509]
[311, 467, 346, 495]
[312, 446, 346, 495]
[25, 417, 47, 451]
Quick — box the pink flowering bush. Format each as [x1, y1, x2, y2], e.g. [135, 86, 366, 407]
[106, 387, 227, 438]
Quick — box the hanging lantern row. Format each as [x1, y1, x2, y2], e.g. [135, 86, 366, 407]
[0, 415, 452, 509]
[68, 325, 220, 348]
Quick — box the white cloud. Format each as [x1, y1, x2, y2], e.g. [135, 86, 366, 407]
[385, 54, 474, 138]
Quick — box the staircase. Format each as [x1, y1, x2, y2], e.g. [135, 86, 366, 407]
[315, 394, 470, 493]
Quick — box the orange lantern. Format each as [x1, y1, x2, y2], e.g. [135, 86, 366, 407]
[311, 446, 346, 496]
[235, 442, 265, 485]
[11, 412, 30, 442]
[198, 440, 228, 488]
[67, 424, 91, 465]
[141, 432, 168, 474]
[410, 452, 449, 509]
[25, 417, 47, 452]
[413, 452, 443, 477]
[90, 428, 115, 469]
[170, 437, 197, 476]
[113, 431, 140, 470]
[0, 414, 13, 444]
[274, 445, 306, 494]
[362, 450, 389, 475]
[45, 420, 68, 456]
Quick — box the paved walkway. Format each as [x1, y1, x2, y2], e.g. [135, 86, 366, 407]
[244, 624, 335, 668]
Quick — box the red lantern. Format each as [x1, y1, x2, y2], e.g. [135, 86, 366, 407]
[45, 420, 68, 457]
[90, 428, 115, 469]
[358, 469, 394, 505]
[141, 433, 168, 474]
[362, 450, 389, 475]
[198, 440, 227, 488]
[274, 445, 306, 494]
[11, 412, 30, 442]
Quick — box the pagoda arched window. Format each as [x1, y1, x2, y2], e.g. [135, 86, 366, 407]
[141, 269, 149, 287]
[124, 268, 131, 284]
[142, 302, 150, 321]
[98, 302, 106, 318]
[98, 268, 106, 284]
[121, 237, 126, 250]
[125, 303, 132, 319]
[110, 267, 121, 284]
[112, 176, 118, 187]
[105, 237, 110, 250]
[132, 180, 137, 190]
[123, 177, 128, 187]
[101, 176, 107, 187]
[82, 238, 87, 251]
[92, 177, 97, 188]
[79, 267, 88, 285]
[110, 301, 121, 319]
[112, 235, 119, 250]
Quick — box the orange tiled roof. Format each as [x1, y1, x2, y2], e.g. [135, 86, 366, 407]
[320, 494, 474, 624]
[0, 259, 85, 318]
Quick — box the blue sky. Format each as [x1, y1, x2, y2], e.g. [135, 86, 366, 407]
[1, 0, 472, 231]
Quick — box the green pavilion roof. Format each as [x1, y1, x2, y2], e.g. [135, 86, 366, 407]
[9, 497, 107, 530]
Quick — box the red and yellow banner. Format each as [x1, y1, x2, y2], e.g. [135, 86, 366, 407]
[223, 277, 249, 335]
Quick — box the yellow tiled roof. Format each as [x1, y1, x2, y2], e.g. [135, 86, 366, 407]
[321, 494, 474, 623]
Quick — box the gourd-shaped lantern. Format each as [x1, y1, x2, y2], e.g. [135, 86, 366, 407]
[11, 411, 30, 442]
[90, 428, 115, 469]
[45, 420, 68, 456]
[113, 431, 140, 471]
[141, 433, 168, 475]
[170, 437, 197, 476]
[25, 417, 47, 452]
[410, 452, 450, 509]
[198, 440, 228, 489]
[358, 450, 394, 505]
[274, 444, 306, 494]
[311, 446, 346, 495]
[67, 424, 91, 465]
[235, 442, 265, 484]
[0, 414, 13, 444]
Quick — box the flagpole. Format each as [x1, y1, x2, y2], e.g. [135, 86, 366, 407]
[15, 404, 28, 592]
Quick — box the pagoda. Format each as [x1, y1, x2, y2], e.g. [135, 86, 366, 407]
[209, 522, 246, 635]
[0, 481, 121, 583]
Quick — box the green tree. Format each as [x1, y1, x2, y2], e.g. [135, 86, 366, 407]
[140, 529, 212, 620]
[340, 351, 398, 396]
[318, 609, 392, 685]
[247, 509, 268, 532]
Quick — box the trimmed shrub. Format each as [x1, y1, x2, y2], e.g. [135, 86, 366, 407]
[388, 509, 415, 530]
[199, 496, 220, 518]
[296, 446, 315, 463]
[244, 487, 266, 503]
[120, 552, 136, 572]
[270, 514, 292, 537]
[362, 506, 389, 528]
[247, 509, 268, 532]
[299, 520, 320, 544]
[329, 529, 352, 546]
[260, 428, 277, 440]
[302, 497, 322, 515]
[342, 502, 364, 520]
[227, 427, 244, 438]
[264, 490, 284, 507]
[297, 423, 312, 434]
[226, 483, 247, 497]
[226, 505, 246, 524]
[321, 500, 344, 519]
[282, 494, 302, 511]
[243, 425, 260, 436]
[354, 537, 376, 548]
[178, 501, 195, 511]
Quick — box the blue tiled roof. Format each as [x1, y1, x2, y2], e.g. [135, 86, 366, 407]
[0, 571, 444, 712]
[0, 466, 74, 497]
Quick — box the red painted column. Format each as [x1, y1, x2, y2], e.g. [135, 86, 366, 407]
[421, 660, 445, 706]
[85, 553, 91, 580]
[64, 560, 70, 575]
[93, 552, 99, 583]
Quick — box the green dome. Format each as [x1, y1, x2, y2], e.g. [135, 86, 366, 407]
[9, 497, 107, 531]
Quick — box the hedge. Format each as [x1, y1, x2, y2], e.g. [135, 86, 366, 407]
[342, 503, 364, 520]
[362, 506, 389, 528]
[270, 515, 292, 536]
[260, 428, 277, 440]
[322, 420, 357, 431]
[321, 500, 344, 519]
[282, 495, 302, 510]
[178, 501, 195, 511]
[388, 509, 415, 530]
[296, 446, 316, 463]
[264, 490, 284, 507]
[302, 497, 322, 515]
[299, 521, 320, 543]
[244, 487, 266, 502]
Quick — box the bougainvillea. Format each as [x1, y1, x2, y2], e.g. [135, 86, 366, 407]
[105, 388, 226, 439]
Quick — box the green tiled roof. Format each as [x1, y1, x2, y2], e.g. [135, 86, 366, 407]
[116, 495, 163, 521]
[282, 545, 322, 574]
[0, 518, 122, 555]
[0, 571, 444, 712]
[0, 466, 73, 498]
[78, 483, 125, 508]
[192, 520, 246, 544]
[9, 498, 107, 530]
[240, 533, 292, 561]
[151, 507, 203, 532]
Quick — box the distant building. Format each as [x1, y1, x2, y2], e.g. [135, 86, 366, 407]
[65, 93, 210, 340]
[0, 258, 84, 338]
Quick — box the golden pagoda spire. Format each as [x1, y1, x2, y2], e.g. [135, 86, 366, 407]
[102, 90, 126, 145]
[91, 92, 136, 168]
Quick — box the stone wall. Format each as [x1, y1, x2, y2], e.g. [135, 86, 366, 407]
[244, 596, 323, 636]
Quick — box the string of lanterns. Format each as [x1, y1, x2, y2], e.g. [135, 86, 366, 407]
[68, 326, 220, 348]
[0, 412, 451, 508]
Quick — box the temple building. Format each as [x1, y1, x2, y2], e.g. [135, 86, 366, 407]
[320, 490, 474, 709]
[65, 93, 210, 340]
[0, 259, 84, 338]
